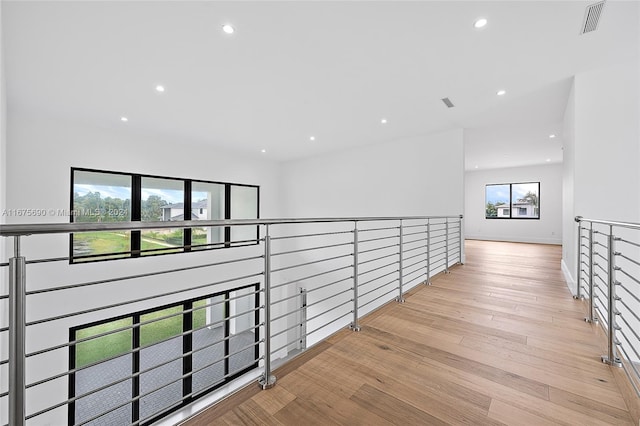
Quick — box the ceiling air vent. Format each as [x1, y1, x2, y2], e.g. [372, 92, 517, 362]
[580, 1, 606, 35]
[441, 97, 455, 108]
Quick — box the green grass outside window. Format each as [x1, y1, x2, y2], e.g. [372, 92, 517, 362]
[75, 300, 208, 368]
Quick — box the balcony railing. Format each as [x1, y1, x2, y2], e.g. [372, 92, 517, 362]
[575, 216, 640, 398]
[0, 215, 463, 426]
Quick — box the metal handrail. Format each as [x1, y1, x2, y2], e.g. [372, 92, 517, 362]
[575, 216, 640, 231]
[0, 215, 463, 236]
[1, 214, 463, 426]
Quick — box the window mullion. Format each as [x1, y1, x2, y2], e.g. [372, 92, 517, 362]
[224, 183, 231, 247]
[132, 175, 142, 257]
[183, 301, 193, 402]
[184, 180, 192, 252]
[132, 313, 141, 424]
[68, 329, 77, 426]
[509, 183, 513, 219]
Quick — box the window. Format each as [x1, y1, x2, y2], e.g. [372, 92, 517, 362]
[485, 182, 540, 219]
[140, 177, 184, 256]
[71, 170, 132, 260]
[71, 168, 259, 262]
[69, 284, 259, 426]
[191, 181, 225, 250]
[229, 185, 259, 246]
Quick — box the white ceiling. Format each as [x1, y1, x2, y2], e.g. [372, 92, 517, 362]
[3, 1, 638, 170]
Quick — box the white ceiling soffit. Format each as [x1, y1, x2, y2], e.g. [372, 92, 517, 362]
[3, 1, 639, 166]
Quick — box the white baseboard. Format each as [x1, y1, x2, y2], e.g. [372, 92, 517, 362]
[465, 235, 562, 245]
[561, 258, 577, 295]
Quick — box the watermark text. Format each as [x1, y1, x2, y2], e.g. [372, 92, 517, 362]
[1, 208, 129, 218]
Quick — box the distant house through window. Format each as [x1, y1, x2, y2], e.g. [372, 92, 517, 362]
[141, 176, 185, 256]
[485, 182, 540, 219]
[71, 168, 259, 262]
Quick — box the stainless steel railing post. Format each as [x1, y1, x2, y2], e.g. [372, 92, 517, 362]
[458, 216, 464, 265]
[575, 218, 583, 300]
[259, 226, 277, 389]
[585, 224, 597, 324]
[350, 222, 361, 331]
[396, 220, 405, 303]
[601, 225, 622, 367]
[426, 219, 431, 285]
[9, 236, 26, 426]
[445, 219, 450, 274]
[299, 288, 307, 350]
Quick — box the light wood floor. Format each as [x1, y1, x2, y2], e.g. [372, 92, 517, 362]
[183, 240, 639, 425]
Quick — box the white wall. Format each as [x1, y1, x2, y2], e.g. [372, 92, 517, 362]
[276, 129, 465, 341]
[562, 59, 640, 291]
[0, 0, 6, 226]
[465, 164, 562, 245]
[0, 0, 6, 255]
[275, 129, 465, 346]
[0, 2, 8, 422]
[574, 61, 640, 223]
[279, 129, 464, 217]
[561, 81, 576, 289]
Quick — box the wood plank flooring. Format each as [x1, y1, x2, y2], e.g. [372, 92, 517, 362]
[182, 240, 639, 425]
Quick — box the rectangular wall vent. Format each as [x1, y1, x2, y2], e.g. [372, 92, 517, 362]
[441, 97, 455, 108]
[581, 1, 606, 34]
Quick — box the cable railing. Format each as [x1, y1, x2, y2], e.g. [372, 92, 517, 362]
[0, 215, 463, 426]
[575, 216, 640, 398]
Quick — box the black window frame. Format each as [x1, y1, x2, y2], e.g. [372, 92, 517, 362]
[485, 181, 540, 220]
[68, 283, 260, 426]
[70, 167, 260, 263]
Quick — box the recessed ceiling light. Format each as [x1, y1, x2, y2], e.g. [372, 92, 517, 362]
[120, 117, 128, 122]
[222, 24, 235, 34]
[474, 18, 488, 29]
[549, 134, 556, 139]
[381, 118, 388, 124]
[546, 158, 551, 162]
[474, 165, 479, 169]
[155, 85, 165, 93]
[261, 149, 266, 153]
[496, 90, 506, 96]
[310, 136, 316, 141]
